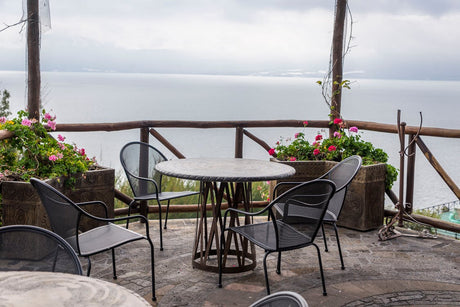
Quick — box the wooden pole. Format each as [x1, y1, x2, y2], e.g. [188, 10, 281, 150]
[397, 115, 406, 227]
[330, 0, 347, 135]
[235, 127, 243, 158]
[405, 134, 416, 214]
[27, 0, 41, 120]
[139, 128, 150, 219]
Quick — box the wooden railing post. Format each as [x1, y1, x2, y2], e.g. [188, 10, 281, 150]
[139, 127, 150, 219]
[235, 126, 243, 158]
[397, 121, 406, 227]
[405, 134, 416, 214]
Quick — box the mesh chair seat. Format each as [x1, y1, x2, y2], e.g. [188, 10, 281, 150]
[230, 221, 312, 251]
[0, 225, 82, 275]
[67, 223, 146, 256]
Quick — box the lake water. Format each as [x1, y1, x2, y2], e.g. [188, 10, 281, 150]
[1, 71, 459, 209]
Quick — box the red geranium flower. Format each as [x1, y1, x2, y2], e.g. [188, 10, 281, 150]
[328, 145, 337, 152]
[333, 118, 342, 125]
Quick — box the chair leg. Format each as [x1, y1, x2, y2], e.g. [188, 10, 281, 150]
[146, 237, 156, 301]
[276, 251, 281, 274]
[333, 223, 345, 270]
[164, 200, 171, 229]
[126, 200, 136, 229]
[157, 200, 164, 251]
[321, 223, 329, 252]
[263, 251, 272, 295]
[313, 243, 327, 296]
[111, 248, 117, 279]
[86, 257, 92, 276]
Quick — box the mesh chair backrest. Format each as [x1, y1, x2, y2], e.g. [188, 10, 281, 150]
[250, 291, 309, 307]
[0, 225, 83, 275]
[321, 155, 362, 218]
[275, 179, 336, 242]
[120, 141, 167, 197]
[30, 179, 82, 251]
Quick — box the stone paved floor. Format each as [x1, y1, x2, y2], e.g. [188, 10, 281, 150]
[90, 218, 460, 306]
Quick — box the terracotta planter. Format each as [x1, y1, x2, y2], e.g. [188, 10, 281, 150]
[270, 159, 386, 231]
[1, 167, 115, 231]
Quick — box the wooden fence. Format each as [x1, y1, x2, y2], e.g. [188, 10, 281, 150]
[2, 119, 460, 233]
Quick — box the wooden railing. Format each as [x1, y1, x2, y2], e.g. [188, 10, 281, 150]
[2, 119, 460, 234]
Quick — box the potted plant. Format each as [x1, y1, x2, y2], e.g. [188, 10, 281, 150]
[268, 119, 398, 231]
[0, 109, 114, 230]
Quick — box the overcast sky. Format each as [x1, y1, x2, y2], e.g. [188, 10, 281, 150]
[1, 0, 459, 80]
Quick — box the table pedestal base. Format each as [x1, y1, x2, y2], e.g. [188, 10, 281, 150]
[192, 181, 256, 273]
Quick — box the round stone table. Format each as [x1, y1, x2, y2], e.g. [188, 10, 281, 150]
[156, 158, 295, 273]
[0, 271, 151, 306]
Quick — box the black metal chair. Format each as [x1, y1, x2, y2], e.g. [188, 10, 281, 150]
[120, 141, 199, 251]
[273, 155, 362, 270]
[219, 179, 336, 296]
[30, 178, 157, 301]
[0, 224, 83, 275]
[250, 291, 309, 307]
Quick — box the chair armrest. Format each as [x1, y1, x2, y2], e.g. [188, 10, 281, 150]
[77, 212, 151, 238]
[77, 201, 109, 218]
[222, 206, 272, 230]
[127, 174, 161, 197]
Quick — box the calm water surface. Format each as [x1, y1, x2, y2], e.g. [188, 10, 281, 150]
[1, 71, 459, 209]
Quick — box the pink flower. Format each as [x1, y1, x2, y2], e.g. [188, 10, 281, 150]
[349, 126, 358, 133]
[58, 142, 66, 150]
[289, 157, 297, 161]
[303, 120, 309, 126]
[294, 133, 300, 138]
[333, 131, 342, 138]
[49, 155, 58, 161]
[315, 134, 323, 141]
[47, 120, 56, 131]
[268, 148, 276, 155]
[78, 148, 86, 156]
[333, 118, 342, 125]
[328, 145, 337, 152]
[313, 148, 320, 156]
[44, 113, 55, 121]
[57, 134, 65, 142]
[312, 141, 318, 146]
[21, 119, 32, 127]
[56, 153, 64, 159]
[0, 116, 6, 124]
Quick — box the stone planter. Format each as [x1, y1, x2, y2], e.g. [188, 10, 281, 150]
[1, 167, 115, 231]
[270, 159, 386, 231]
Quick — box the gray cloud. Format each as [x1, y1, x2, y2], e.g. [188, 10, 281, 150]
[1, 0, 460, 80]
